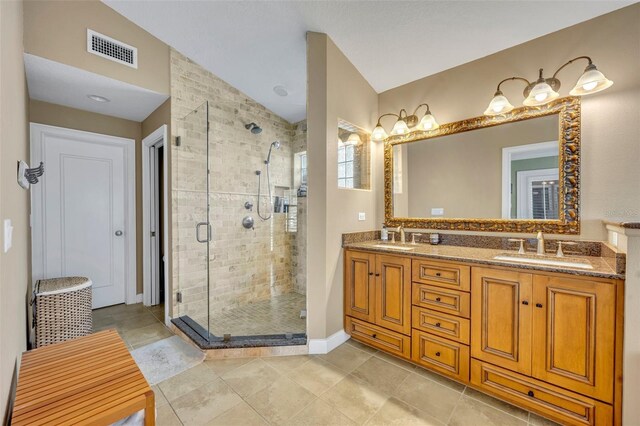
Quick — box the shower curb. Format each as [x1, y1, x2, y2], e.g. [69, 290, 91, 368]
[171, 316, 307, 350]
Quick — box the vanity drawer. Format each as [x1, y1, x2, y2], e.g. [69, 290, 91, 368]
[412, 259, 470, 292]
[412, 284, 470, 318]
[345, 316, 411, 359]
[412, 330, 469, 383]
[470, 359, 612, 426]
[412, 306, 470, 344]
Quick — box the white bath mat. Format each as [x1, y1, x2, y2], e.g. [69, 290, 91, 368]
[131, 336, 205, 385]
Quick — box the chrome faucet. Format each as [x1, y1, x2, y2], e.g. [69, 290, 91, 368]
[397, 224, 406, 244]
[536, 231, 546, 255]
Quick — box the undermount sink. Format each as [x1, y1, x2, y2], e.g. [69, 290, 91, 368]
[493, 254, 594, 270]
[372, 244, 415, 251]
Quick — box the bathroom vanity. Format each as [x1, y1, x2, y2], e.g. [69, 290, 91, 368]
[343, 242, 623, 426]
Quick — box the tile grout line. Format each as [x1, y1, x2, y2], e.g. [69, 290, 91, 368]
[461, 387, 530, 424]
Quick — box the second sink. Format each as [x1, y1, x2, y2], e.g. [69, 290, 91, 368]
[493, 254, 593, 270]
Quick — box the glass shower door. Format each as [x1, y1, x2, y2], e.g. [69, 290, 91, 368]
[174, 101, 211, 340]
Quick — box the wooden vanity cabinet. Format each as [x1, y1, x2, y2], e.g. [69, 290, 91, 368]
[344, 250, 411, 336]
[344, 248, 623, 425]
[471, 267, 533, 375]
[470, 267, 617, 403]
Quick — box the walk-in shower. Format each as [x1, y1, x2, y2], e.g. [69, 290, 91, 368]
[172, 100, 307, 349]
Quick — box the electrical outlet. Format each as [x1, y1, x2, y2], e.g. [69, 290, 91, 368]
[358, 212, 366, 221]
[431, 208, 444, 216]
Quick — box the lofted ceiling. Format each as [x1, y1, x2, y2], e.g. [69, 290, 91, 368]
[104, 0, 633, 123]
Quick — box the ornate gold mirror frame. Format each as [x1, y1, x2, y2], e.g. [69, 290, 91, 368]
[384, 96, 580, 234]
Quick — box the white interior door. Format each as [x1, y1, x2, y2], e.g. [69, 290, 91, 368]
[31, 124, 136, 309]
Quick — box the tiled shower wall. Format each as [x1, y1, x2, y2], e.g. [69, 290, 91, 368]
[170, 49, 306, 325]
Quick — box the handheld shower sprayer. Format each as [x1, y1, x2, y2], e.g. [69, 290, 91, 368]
[256, 141, 281, 220]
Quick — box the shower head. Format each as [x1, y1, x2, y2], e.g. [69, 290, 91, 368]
[265, 140, 281, 164]
[245, 122, 262, 134]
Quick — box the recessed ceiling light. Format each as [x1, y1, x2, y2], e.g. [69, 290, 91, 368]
[87, 94, 110, 103]
[273, 85, 288, 97]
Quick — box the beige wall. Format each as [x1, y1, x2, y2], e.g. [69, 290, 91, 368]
[24, 0, 170, 94]
[402, 115, 557, 218]
[307, 33, 379, 340]
[0, 0, 30, 420]
[29, 100, 145, 294]
[378, 4, 640, 240]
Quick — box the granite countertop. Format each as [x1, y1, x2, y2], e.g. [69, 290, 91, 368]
[345, 240, 623, 280]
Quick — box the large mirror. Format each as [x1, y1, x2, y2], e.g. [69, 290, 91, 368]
[384, 97, 580, 234]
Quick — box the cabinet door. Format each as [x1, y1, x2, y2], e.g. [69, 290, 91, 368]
[375, 254, 412, 335]
[471, 267, 533, 375]
[532, 276, 616, 403]
[344, 250, 375, 322]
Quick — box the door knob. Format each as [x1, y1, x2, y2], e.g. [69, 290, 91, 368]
[115, 230, 123, 236]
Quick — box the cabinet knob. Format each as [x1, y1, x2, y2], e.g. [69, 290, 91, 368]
[527, 390, 535, 397]
[435, 322, 441, 327]
[435, 297, 441, 302]
[375, 273, 380, 277]
[522, 301, 529, 305]
[372, 334, 377, 339]
[535, 303, 543, 308]
[435, 272, 442, 277]
[435, 352, 441, 357]
[368, 272, 374, 276]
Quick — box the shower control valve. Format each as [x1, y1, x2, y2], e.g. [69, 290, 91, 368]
[244, 201, 254, 211]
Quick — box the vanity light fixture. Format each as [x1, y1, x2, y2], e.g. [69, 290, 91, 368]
[371, 104, 439, 142]
[484, 56, 613, 116]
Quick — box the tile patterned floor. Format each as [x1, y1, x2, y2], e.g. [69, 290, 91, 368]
[151, 339, 561, 426]
[92, 303, 170, 349]
[191, 292, 306, 337]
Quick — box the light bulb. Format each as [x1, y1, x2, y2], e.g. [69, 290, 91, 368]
[390, 119, 410, 136]
[523, 81, 559, 106]
[417, 113, 439, 131]
[570, 64, 613, 96]
[484, 92, 514, 116]
[371, 124, 388, 141]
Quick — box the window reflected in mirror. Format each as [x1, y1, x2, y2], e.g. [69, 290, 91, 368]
[338, 119, 371, 190]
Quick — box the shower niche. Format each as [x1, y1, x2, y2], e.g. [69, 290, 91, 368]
[172, 100, 307, 349]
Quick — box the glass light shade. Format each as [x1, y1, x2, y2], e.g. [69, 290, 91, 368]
[523, 81, 560, 106]
[371, 124, 388, 141]
[345, 133, 361, 145]
[417, 113, 439, 131]
[484, 93, 515, 116]
[569, 66, 613, 96]
[390, 119, 410, 136]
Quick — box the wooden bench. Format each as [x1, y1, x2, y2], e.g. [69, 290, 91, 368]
[12, 329, 155, 425]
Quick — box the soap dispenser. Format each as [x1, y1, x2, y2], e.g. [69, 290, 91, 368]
[381, 225, 388, 241]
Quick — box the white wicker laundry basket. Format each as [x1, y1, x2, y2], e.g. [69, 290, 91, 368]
[32, 277, 93, 348]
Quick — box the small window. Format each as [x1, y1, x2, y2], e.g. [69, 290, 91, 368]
[300, 153, 307, 185]
[338, 144, 355, 188]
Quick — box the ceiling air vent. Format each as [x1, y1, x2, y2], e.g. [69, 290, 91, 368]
[87, 29, 137, 69]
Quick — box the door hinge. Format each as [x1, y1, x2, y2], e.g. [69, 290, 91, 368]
[175, 136, 181, 147]
[176, 292, 182, 303]
[150, 231, 156, 237]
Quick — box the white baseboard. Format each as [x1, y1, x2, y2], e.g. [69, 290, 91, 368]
[308, 329, 350, 354]
[135, 293, 143, 304]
